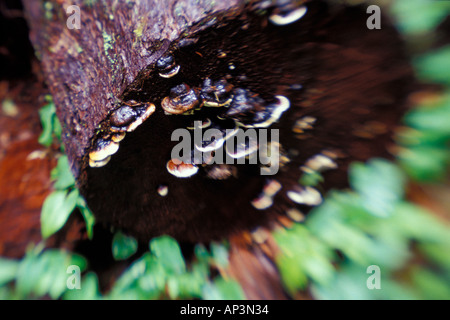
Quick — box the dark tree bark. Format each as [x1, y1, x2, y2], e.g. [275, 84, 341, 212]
[23, 0, 240, 178]
[22, 0, 416, 245]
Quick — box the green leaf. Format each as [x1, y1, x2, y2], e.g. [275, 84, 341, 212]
[150, 236, 186, 275]
[419, 242, 450, 270]
[311, 262, 416, 300]
[41, 189, 79, 239]
[38, 101, 57, 147]
[194, 244, 211, 263]
[51, 155, 76, 190]
[77, 197, 95, 240]
[202, 278, 246, 300]
[349, 159, 406, 217]
[306, 192, 412, 269]
[411, 268, 450, 300]
[110, 253, 151, 298]
[397, 92, 450, 182]
[299, 171, 324, 187]
[37, 251, 70, 299]
[277, 254, 308, 294]
[210, 242, 229, 268]
[52, 115, 62, 143]
[398, 146, 449, 182]
[64, 272, 100, 300]
[15, 248, 45, 298]
[0, 258, 19, 286]
[173, 268, 209, 299]
[274, 224, 335, 294]
[390, 0, 450, 35]
[112, 231, 138, 261]
[137, 257, 166, 298]
[14, 247, 86, 299]
[0, 286, 13, 300]
[396, 128, 450, 148]
[39, 251, 86, 299]
[414, 45, 450, 86]
[403, 95, 450, 136]
[393, 202, 450, 245]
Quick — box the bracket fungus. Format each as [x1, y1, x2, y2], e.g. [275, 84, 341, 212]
[24, 0, 416, 243]
[161, 84, 200, 115]
[269, 5, 308, 26]
[156, 54, 181, 79]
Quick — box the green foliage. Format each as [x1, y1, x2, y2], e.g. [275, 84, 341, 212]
[274, 224, 335, 295]
[275, 159, 450, 299]
[299, 171, 324, 187]
[150, 235, 186, 275]
[63, 272, 101, 300]
[310, 262, 415, 300]
[112, 231, 138, 261]
[76, 197, 95, 240]
[0, 244, 86, 299]
[104, 236, 238, 300]
[202, 278, 246, 300]
[41, 189, 79, 239]
[38, 97, 62, 148]
[53, 236, 239, 300]
[51, 155, 76, 190]
[0, 259, 19, 287]
[349, 160, 406, 218]
[414, 46, 450, 86]
[410, 268, 450, 300]
[37, 98, 95, 240]
[40, 156, 95, 240]
[397, 92, 450, 181]
[390, 0, 450, 35]
[210, 242, 230, 268]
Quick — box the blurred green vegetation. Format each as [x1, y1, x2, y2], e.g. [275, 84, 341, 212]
[275, 159, 450, 299]
[0, 0, 449, 300]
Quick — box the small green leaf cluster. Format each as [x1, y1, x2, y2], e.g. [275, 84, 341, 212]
[275, 159, 450, 299]
[391, 0, 450, 181]
[38, 96, 62, 148]
[37, 98, 95, 240]
[397, 91, 450, 181]
[0, 244, 86, 299]
[41, 155, 95, 240]
[64, 236, 244, 300]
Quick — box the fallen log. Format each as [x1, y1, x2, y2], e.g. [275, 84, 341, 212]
[23, 0, 416, 244]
